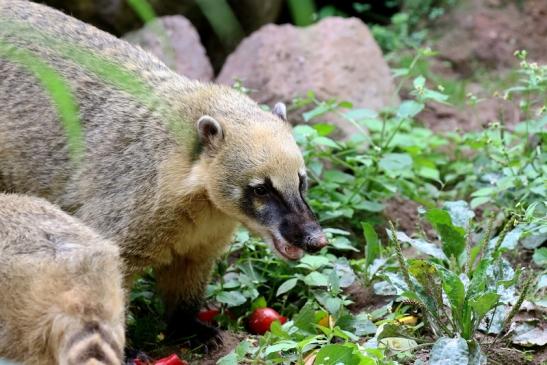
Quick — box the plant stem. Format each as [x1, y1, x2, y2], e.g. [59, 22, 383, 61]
[389, 221, 416, 292]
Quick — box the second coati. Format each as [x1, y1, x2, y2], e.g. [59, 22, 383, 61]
[0, 0, 327, 345]
[0, 194, 125, 365]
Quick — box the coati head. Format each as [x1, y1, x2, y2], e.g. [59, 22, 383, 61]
[194, 90, 327, 260]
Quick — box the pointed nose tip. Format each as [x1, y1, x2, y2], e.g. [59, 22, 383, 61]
[306, 232, 328, 252]
[315, 233, 328, 248]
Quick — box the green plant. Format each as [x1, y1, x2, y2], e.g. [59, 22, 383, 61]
[383, 204, 531, 363]
[217, 301, 389, 365]
[205, 228, 356, 323]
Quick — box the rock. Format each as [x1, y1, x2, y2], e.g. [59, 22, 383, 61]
[123, 16, 213, 81]
[217, 17, 399, 136]
[434, 0, 547, 72]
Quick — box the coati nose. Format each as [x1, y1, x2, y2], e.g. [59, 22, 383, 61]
[304, 230, 328, 252]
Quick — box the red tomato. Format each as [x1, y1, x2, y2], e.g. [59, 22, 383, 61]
[197, 308, 221, 323]
[154, 354, 187, 365]
[248, 308, 287, 335]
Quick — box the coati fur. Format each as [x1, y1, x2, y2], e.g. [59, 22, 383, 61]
[0, 0, 327, 344]
[0, 194, 125, 365]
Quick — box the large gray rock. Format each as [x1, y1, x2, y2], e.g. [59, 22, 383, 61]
[123, 16, 213, 81]
[217, 17, 399, 136]
[434, 0, 547, 72]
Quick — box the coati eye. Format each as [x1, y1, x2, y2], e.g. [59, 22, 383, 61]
[253, 185, 269, 196]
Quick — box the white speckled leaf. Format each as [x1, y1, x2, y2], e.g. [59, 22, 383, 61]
[429, 337, 469, 365]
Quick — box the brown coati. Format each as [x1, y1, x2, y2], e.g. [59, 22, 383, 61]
[0, 194, 125, 365]
[0, 0, 327, 345]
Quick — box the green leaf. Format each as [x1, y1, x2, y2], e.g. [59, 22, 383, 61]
[251, 296, 267, 311]
[363, 222, 381, 267]
[440, 269, 465, 319]
[425, 208, 453, 225]
[314, 344, 359, 365]
[350, 313, 377, 336]
[417, 166, 440, 180]
[379, 337, 419, 352]
[262, 340, 298, 356]
[429, 337, 469, 365]
[353, 200, 385, 212]
[298, 255, 331, 270]
[217, 352, 238, 365]
[397, 100, 424, 118]
[470, 196, 491, 209]
[467, 259, 490, 299]
[426, 208, 466, 261]
[216, 291, 247, 307]
[533, 248, 547, 266]
[313, 123, 336, 136]
[344, 108, 378, 120]
[443, 201, 475, 229]
[378, 153, 413, 174]
[304, 272, 329, 287]
[389, 230, 447, 260]
[293, 303, 317, 334]
[329, 236, 359, 251]
[313, 136, 339, 148]
[470, 292, 500, 320]
[276, 278, 299, 296]
[303, 103, 332, 121]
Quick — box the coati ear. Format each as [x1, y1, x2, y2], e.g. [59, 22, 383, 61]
[197, 115, 223, 148]
[272, 102, 287, 121]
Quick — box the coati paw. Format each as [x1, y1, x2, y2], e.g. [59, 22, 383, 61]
[167, 317, 223, 353]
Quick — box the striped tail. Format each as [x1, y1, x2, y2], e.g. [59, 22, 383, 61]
[59, 321, 123, 365]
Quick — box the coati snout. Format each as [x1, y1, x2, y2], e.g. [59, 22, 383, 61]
[197, 102, 327, 260]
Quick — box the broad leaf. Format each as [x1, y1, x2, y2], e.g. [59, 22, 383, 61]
[470, 292, 500, 320]
[533, 247, 547, 266]
[439, 268, 465, 322]
[388, 230, 447, 260]
[429, 337, 469, 365]
[303, 272, 329, 287]
[262, 340, 298, 356]
[378, 153, 413, 174]
[217, 352, 238, 365]
[298, 255, 330, 270]
[397, 100, 424, 118]
[512, 322, 547, 347]
[426, 208, 466, 262]
[314, 344, 359, 365]
[216, 291, 247, 307]
[443, 200, 475, 229]
[293, 303, 317, 334]
[276, 278, 298, 296]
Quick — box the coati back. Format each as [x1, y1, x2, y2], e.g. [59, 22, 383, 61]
[0, 194, 125, 365]
[0, 0, 327, 345]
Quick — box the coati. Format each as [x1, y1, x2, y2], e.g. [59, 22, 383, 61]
[0, 0, 327, 345]
[0, 194, 125, 365]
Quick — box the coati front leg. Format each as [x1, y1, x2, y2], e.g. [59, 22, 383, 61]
[155, 252, 221, 350]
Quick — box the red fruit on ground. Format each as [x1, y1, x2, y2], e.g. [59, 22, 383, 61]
[154, 354, 187, 365]
[197, 308, 221, 323]
[248, 307, 287, 335]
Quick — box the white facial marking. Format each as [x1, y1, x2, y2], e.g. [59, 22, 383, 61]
[249, 178, 265, 187]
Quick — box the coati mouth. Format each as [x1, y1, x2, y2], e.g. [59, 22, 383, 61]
[271, 234, 304, 260]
